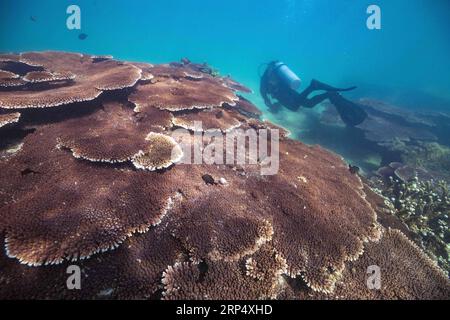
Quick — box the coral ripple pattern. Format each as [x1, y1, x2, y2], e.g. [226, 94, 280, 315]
[1, 0, 450, 301]
[0, 51, 448, 300]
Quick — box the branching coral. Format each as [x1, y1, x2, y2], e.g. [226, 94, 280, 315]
[374, 175, 449, 273]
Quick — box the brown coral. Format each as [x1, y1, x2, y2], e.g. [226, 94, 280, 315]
[0, 53, 21, 63]
[0, 127, 180, 266]
[0, 51, 142, 109]
[129, 76, 238, 112]
[322, 228, 450, 299]
[0, 52, 448, 300]
[131, 132, 184, 171]
[172, 108, 243, 132]
[243, 140, 382, 293]
[148, 64, 204, 80]
[130, 62, 155, 81]
[162, 245, 286, 300]
[0, 227, 185, 299]
[0, 69, 25, 87]
[220, 76, 252, 93]
[22, 70, 75, 83]
[228, 95, 262, 118]
[56, 101, 173, 163]
[169, 190, 274, 263]
[0, 112, 20, 128]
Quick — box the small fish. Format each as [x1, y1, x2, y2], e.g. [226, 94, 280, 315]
[181, 57, 191, 65]
[78, 33, 88, 40]
[30, 16, 37, 22]
[202, 174, 216, 185]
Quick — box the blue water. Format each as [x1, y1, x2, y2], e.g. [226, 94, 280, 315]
[1, 0, 450, 169]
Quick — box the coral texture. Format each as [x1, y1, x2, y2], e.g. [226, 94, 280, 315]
[0, 112, 20, 128]
[0, 51, 448, 300]
[0, 52, 141, 109]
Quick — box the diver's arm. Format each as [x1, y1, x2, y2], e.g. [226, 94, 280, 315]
[260, 71, 275, 109]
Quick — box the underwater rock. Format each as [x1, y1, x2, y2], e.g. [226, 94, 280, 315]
[349, 164, 360, 175]
[0, 51, 448, 300]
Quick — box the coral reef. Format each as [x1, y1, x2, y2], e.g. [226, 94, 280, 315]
[281, 227, 449, 300]
[172, 108, 244, 132]
[320, 99, 450, 183]
[129, 71, 239, 112]
[0, 112, 20, 128]
[0, 52, 448, 300]
[0, 51, 141, 109]
[369, 173, 449, 274]
[56, 101, 173, 164]
[385, 140, 450, 182]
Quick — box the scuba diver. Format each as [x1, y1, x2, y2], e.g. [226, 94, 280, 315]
[260, 61, 368, 126]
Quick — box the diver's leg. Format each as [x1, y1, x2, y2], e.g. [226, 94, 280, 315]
[302, 92, 331, 108]
[328, 92, 368, 126]
[310, 79, 357, 92]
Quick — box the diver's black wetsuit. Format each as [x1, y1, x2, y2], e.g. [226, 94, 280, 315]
[260, 61, 368, 126]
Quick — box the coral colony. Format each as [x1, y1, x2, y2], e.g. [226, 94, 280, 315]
[0, 51, 449, 299]
[322, 95, 450, 276]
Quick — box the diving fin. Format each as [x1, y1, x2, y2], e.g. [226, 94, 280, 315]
[311, 79, 357, 92]
[328, 92, 368, 126]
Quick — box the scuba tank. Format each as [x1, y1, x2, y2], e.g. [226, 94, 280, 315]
[273, 62, 302, 90]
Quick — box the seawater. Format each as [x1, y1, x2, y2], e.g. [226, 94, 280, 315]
[1, 0, 450, 170]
